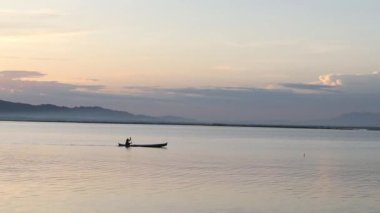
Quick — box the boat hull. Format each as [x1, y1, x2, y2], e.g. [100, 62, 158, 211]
[118, 143, 167, 148]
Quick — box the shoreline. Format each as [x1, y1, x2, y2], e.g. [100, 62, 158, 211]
[1, 119, 379, 131]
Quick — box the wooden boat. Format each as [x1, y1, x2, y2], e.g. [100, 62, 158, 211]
[118, 142, 167, 148]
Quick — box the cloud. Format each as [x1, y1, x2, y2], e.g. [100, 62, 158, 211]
[317, 72, 380, 93]
[121, 85, 379, 123]
[318, 74, 343, 86]
[121, 72, 380, 122]
[1, 70, 380, 123]
[123, 86, 280, 100]
[0, 70, 45, 79]
[277, 72, 380, 94]
[0, 71, 104, 96]
[280, 83, 336, 92]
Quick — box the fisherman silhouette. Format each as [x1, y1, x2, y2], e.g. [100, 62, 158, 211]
[125, 137, 132, 146]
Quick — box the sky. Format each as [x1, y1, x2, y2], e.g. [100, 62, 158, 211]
[1, 0, 380, 123]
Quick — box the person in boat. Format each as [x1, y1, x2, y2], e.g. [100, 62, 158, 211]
[125, 137, 132, 146]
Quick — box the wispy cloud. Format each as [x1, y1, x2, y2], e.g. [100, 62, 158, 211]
[212, 65, 245, 72]
[221, 39, 351, 54]
[0, 55, 71, 62]
[0, 70, 45, 79]
[280, 83, 337, 93]
[0, 8, 90, 41]
[0, 8, 63, 17]
[0, 28, 90, 40]
[0, 70, 104, 95]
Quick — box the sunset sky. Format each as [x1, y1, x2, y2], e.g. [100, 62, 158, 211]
[1, 0, 380, 123]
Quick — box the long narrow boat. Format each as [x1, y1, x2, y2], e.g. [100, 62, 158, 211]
[118, 142, 167, 148]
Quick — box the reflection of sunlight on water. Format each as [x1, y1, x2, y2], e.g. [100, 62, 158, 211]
[315, 159, 335, 198]
[0, 122, 379, 212]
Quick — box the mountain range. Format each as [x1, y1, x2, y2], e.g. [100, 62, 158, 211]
[0, 99, 379, 128]
[323, 112, 380, 127]
[0, 100, 192, 124]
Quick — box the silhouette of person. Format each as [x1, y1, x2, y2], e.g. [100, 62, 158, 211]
[125, 137, 131, 146]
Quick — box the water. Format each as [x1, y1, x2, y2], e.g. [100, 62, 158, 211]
[0, 121, 379, 212]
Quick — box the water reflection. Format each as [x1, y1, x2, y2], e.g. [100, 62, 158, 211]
[0, 122, 379, 212]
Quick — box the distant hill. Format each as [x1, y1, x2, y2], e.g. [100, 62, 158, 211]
[0, 100, 192, 124]
[242, 112, 380, 128]
[1, 99, 379, 128]
[326, 112, 380, 127]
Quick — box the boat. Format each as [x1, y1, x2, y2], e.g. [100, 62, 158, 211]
[118, 142, 167, 148]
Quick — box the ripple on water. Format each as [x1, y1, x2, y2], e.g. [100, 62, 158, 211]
[0, 122, 380, 213]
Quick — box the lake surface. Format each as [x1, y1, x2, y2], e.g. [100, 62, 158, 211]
[0, 121, 379, 212]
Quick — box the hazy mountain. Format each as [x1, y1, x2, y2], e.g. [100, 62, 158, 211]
[235, 112, 380, 128]
[294, 112, 380, 128]
[0, 100, 193, 124]
[325, 112, 380, 127]
[1, 99, 379, 128]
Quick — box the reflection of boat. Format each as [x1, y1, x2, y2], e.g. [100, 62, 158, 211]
[118, 143, 168, 148]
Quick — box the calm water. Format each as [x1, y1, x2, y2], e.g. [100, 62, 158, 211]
[0, 121, 379, 212]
